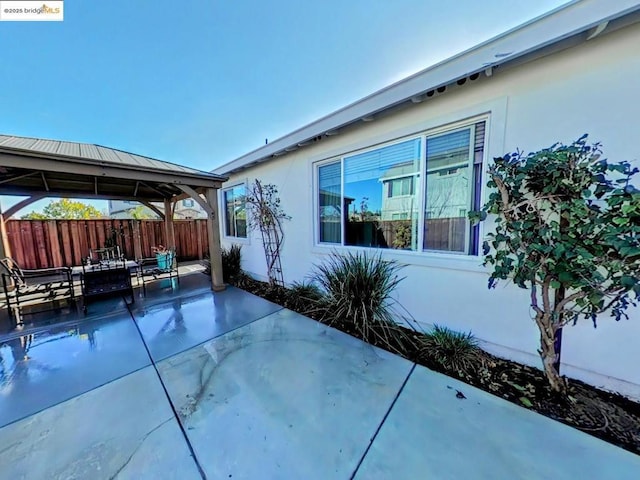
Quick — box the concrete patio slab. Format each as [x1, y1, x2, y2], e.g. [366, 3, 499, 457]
[0, 367, 200, 479]
[132, 287, 283, 361]
[1, 272, 638, 478]
[132, 271, 212, 308]
[156, 308, 414, 480]
[0, 310, 151, 427]
[354, 364, 640, 480]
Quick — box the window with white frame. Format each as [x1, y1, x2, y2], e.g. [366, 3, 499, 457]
[182, 198, 195, 208]
[315, 119, 485, 254]
[222, 184, 247, 238]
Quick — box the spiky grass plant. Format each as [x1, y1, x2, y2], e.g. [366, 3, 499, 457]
[312, 251, 418, 354]
[420, 324, 481, 373]
[221, 244, 242, 282]
[285, 281, 325, 314]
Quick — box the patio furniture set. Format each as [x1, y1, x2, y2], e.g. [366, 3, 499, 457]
[0, 246, 179, 324]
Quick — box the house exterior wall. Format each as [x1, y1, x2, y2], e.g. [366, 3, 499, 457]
[218, 23, 640, 398]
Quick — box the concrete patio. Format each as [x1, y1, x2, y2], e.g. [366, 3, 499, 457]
[0, 272, 638, 479]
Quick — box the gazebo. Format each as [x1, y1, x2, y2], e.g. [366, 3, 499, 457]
[0, 134, 227, 291]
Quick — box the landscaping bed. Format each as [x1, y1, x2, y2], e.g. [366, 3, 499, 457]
[223, 273, 640, 456]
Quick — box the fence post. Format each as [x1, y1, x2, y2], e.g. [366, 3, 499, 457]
[196, 220, 203, 260]
[132, 220, 143, 260]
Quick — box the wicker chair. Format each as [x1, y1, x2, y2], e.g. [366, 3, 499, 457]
[0, 257, 75, 322]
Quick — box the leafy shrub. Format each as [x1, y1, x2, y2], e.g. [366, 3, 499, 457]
[419, 324, 481, 373]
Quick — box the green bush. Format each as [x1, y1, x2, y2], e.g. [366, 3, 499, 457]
[420, 324, 481, 373]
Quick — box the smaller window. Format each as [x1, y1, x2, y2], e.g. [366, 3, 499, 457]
[182, 199, 195, 208]
[388, 177, 414, 197]
[223, 184, 247, 238]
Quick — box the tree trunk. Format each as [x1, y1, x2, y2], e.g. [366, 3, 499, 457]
[537, 315, 566, 394]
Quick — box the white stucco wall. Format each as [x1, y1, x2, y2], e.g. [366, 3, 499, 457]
[218, 23, 640, 399]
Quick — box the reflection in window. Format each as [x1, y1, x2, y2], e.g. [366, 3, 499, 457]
[424, 128, 472, 252]
[388, 177, 414, 197]
[344, 138, 421, 249]
[318, 162, 341, 244]
[315, 121, 485, 255]
[223, 185, 247, 238]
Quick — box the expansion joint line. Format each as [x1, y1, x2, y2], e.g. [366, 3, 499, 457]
[124, 301, 208, 480]
[349, 363, 417, 480]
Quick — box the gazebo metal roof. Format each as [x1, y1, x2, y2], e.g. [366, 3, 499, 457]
[0, 134, 227, 202]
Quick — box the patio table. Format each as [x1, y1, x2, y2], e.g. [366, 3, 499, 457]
[72, 261, 139, 312]
[71, 260, 139, 276]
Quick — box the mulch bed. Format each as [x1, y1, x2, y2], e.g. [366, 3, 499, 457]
[225, 274, 640, 456]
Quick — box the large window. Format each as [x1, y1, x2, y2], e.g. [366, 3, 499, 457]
[222, 184, 247, 238]
[315, 120, 485, 254]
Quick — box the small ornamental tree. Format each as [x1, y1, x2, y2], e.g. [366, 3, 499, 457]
[470, 135, 640, 393]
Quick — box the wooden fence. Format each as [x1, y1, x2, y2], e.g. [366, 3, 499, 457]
[5, 219, 210, 269]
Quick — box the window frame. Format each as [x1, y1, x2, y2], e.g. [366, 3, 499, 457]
[422, 123, 476, 255]
[220, 180, 250, 243]
[312, 115, 488, 258]
[315, 157, 343, 246]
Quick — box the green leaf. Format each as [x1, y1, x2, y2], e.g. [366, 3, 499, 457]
[550, 280, 561, 289]
[558, 271, 573, 283]
[620, 276, 637, 288]
[519, 397, 533, 408]
[507, 381, 526, 392]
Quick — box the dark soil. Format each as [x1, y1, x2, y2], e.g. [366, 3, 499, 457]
[225, 274, 640, 456]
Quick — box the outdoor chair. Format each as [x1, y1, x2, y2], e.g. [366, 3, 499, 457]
[88, 246, 122, 263]
[0, 257, 75, 323]
[137, 248, 179, 292]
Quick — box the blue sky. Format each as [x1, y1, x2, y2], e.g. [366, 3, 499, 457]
[0, 0, 568, 216]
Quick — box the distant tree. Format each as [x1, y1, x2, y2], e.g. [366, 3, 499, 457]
[21, 198, 104, 220]
[21, 211, 48, 220]
[126, 205, 155, 219]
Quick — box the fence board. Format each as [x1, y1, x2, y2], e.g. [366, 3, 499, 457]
[47, 221, 64, 267]
[33, 221, 49, 268]
[8, 222, 26, 269]
[122, 221, 132, 258]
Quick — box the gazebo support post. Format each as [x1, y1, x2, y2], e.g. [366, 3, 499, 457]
[163, 198, 176, 250]
[0, 204, 10, 260]
[205, 188, 225, 291]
